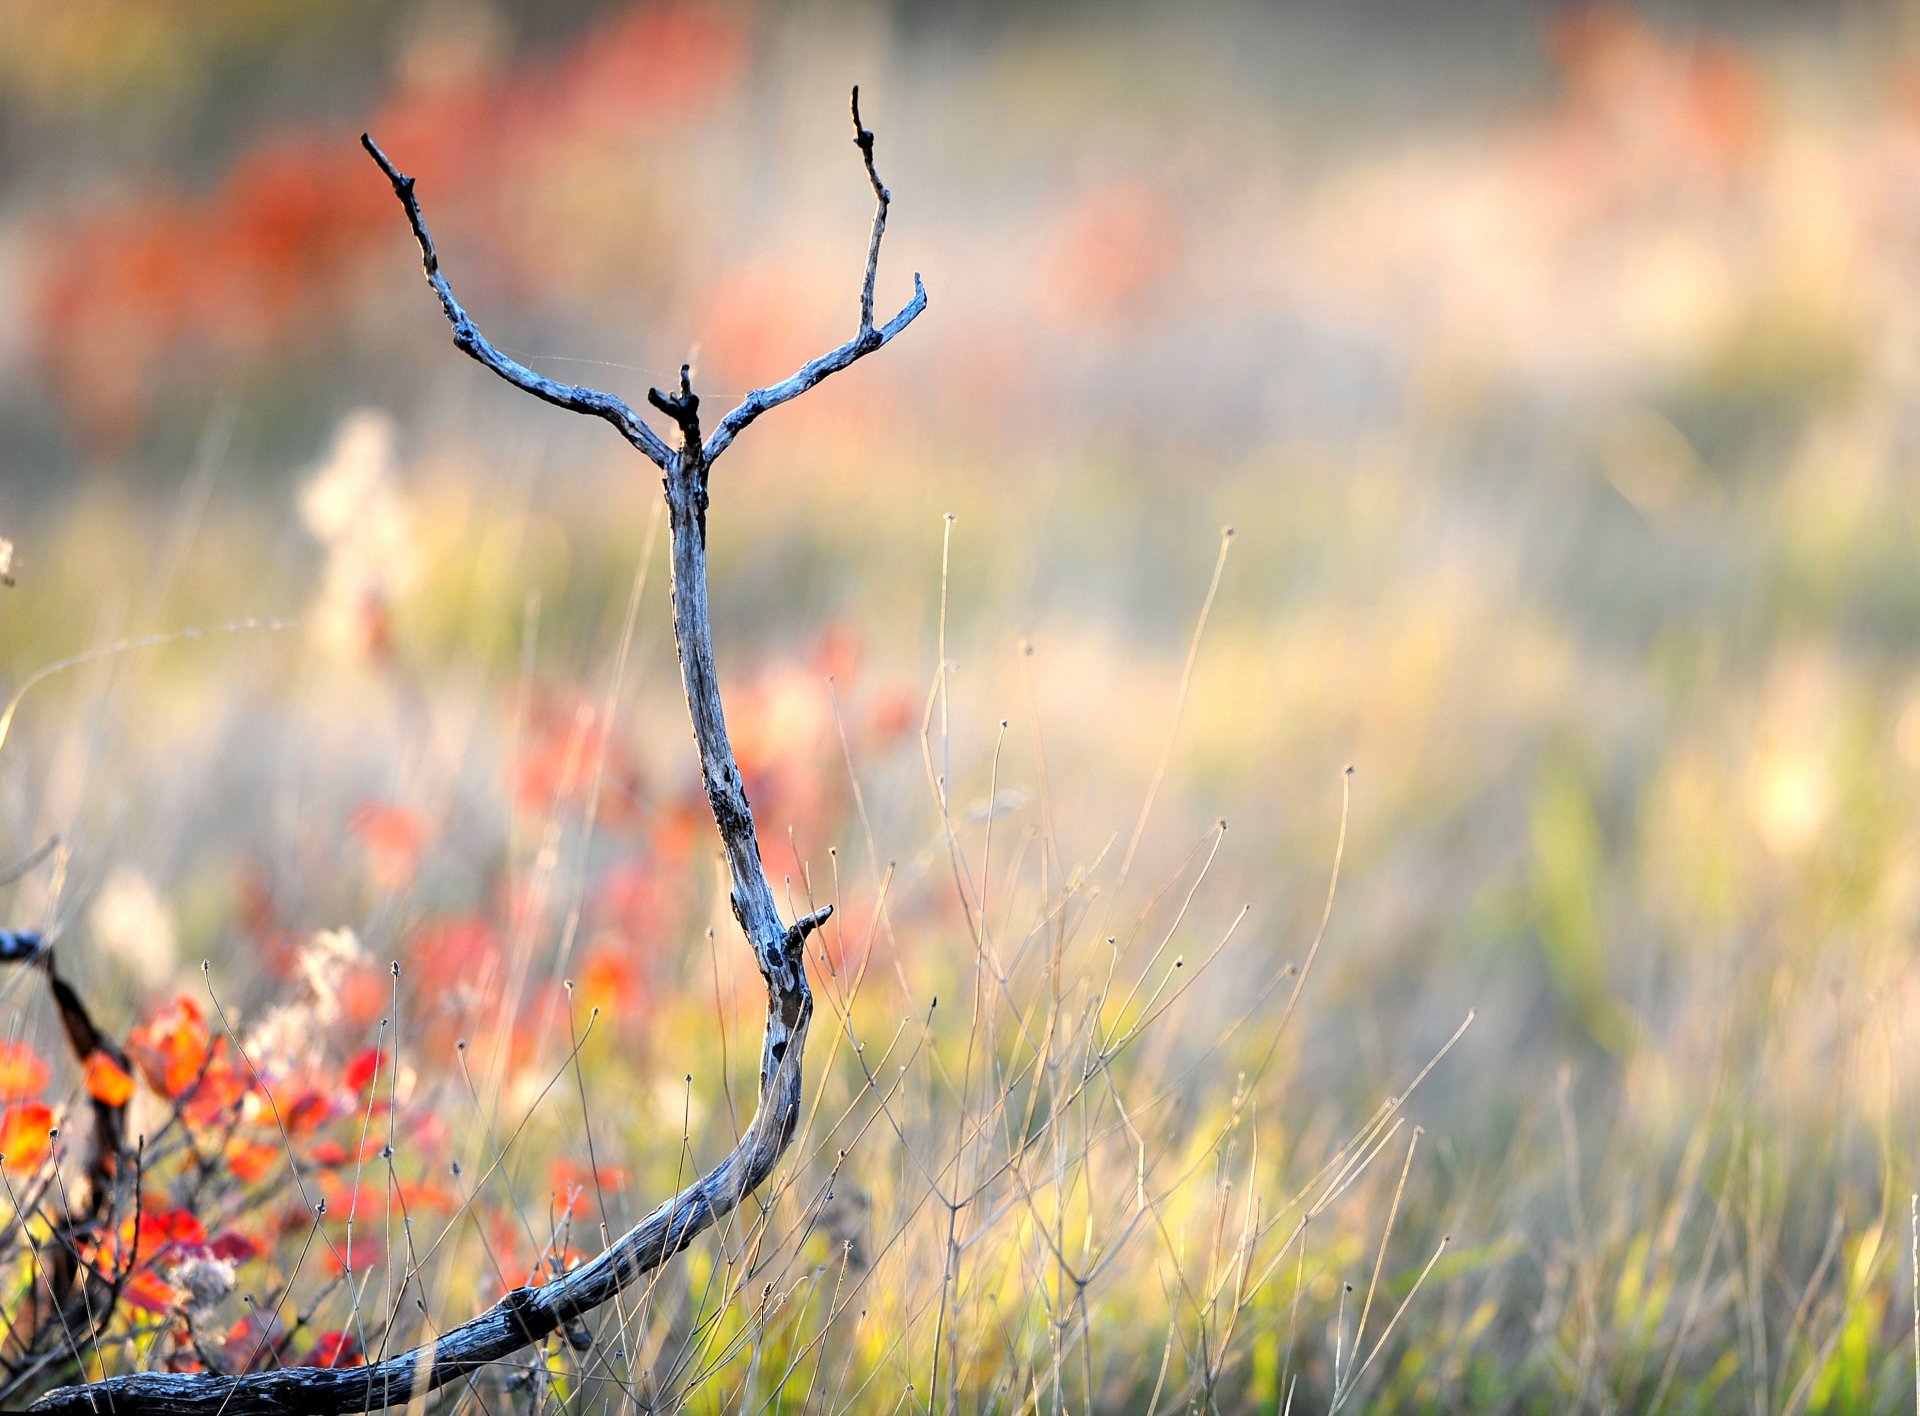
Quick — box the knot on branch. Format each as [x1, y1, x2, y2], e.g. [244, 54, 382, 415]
[499, 1284, 558, 1347]
[851, 86, 888, 205]
[648, 364, 702, 451]
[786, 904, 834, 956]
[360, 135, 440, 275]
[763, 905, 832, 1007]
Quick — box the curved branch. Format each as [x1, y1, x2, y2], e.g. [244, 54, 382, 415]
[702, 86, 928, 464]
[359, 135, 674, 470]
[27, 908, 827, 1416]
[25, 89, 924, 1416]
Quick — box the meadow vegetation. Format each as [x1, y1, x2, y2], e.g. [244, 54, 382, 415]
[2, 3, 1920, 1411]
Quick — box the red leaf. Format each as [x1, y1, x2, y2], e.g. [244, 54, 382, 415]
[226, 1138, 278, 1184]
[319, 1233, 383, 1277]
[209, 1230, 259, 1264]
[222, 1312, 291, 1373]
[405, 916, 499, 994]
[120, 1268, 185, 1314]
[308, 1139, 348, 1167]
[300, 1331, 363, 1369]
[343, 1047, 382, 1093]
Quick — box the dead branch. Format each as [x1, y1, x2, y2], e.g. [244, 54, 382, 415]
[0, 938, 136, 1398]
[701, 87, 927, 463]
[30, 87, 924, 1416]
[357, 139, 674, 470]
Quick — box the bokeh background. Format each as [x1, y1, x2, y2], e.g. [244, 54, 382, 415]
[4, 1, 1920, 1409]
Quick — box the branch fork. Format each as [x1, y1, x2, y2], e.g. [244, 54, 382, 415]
[647, 363, 701, 450]
[32, 87, 925, 1416]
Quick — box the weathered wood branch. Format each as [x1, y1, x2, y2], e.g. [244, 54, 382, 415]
[701, 86, 927, 463]
[29, 90, 922, 1416]
[359, 135, 675, 471]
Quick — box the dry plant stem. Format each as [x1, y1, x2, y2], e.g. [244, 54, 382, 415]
[31, 89, 923, 1416]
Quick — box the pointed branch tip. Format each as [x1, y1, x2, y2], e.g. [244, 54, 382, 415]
[360, 133, 401, 187]
[851, 85, 872, 152]
[790, 905, 835, 945]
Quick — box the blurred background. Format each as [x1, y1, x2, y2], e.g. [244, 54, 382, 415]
[4, 0, 1920, 1408]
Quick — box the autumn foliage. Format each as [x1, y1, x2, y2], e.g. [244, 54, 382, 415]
[19, 1, 1920, 1410]
[32, 3, 747, 450]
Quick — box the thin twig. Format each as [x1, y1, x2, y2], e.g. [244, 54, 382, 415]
[358, 136, 673, 470]
[701, 88, 926, 463]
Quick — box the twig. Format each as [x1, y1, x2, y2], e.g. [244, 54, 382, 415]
[358, 136, 673, 471]
[1329, 1235, 1451, 1411]
[701, 87, 927, 463]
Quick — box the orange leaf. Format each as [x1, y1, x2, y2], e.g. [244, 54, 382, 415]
[282, 1088, 335, 1136]
[578, 950, 642, 1016]
[397, 1179, 458, 1213]
[128, 997, 211, 1098]
[0, 1102, 54, 1173]
[0, 1042, 50, 1101]
[85, 1049, 135, 1107]
[349, 802, 428, 890]
[120, 1268, 185, 1314]
[226, 1138, 278, 1184]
